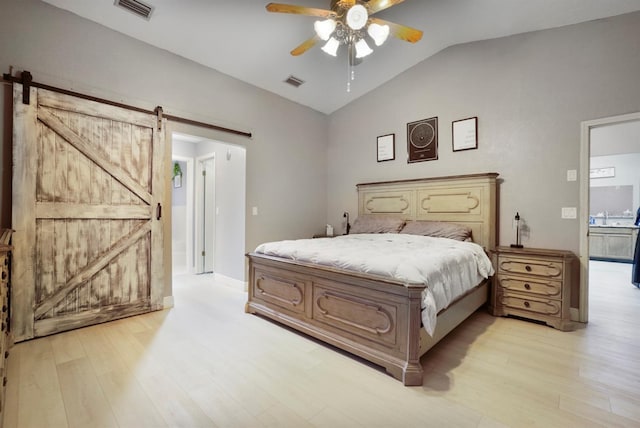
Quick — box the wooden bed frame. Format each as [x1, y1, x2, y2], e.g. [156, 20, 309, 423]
[246, 173, 498, 386]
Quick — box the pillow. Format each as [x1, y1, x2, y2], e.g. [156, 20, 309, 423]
[349, 215, 405, 234]
[399, 220, 472, 241]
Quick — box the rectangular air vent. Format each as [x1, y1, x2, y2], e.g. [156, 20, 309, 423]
[114, 0, 154, 20]
[284, 75, 305, 88]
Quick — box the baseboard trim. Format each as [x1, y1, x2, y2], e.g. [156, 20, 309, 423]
[163, 295, 175, 308]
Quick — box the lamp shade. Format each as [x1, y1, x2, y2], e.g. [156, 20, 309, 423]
[367, 23, 390, 46]
[314, 19, 336, 41]
[346, 4, 368, 30]
[355, 38, 373, 58]
[321, 37, 340, 56]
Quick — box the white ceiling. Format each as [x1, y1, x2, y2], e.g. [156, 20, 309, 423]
[42, 0, 640, 115]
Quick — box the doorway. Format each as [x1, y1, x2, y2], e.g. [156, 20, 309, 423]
[170, 129, 247, 284]
[580, 112, 640, 322]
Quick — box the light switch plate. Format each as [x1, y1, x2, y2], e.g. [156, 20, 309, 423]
[567, 169, 577, 181]
[561, 207, 577, 219]
[252, 206, 258, 216]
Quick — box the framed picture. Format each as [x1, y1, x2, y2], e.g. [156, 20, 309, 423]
[590, 167, 615, 179]
[377, 133, 395, 162]
[452, 117, 478, 152]
[407, 117, 438, 163]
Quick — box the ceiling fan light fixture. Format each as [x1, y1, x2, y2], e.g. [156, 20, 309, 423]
[355, 38, 373, 58]
[368, 23, 390, 46]
[321, 37, 340, 56]
[346, 4, 368, 30]
[314, 19, 336, 41]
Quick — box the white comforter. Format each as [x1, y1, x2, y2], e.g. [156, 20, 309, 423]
[254, 234, 494, 336]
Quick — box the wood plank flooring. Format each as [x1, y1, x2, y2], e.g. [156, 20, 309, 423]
[3, 261, 640, 427]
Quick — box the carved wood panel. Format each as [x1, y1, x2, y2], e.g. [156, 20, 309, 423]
[312, 285, 398, 348]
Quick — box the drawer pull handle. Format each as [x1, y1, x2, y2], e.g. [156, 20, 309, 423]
[524, 283, 531, 290]
[525, 265, 532, 272]
[1, 271, 5, 280]
[524, 301, 530, 308]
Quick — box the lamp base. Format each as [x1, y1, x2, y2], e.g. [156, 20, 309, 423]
[510, 244, 524, 248]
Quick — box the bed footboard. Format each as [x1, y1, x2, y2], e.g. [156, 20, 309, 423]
[246, 253, 426, 386]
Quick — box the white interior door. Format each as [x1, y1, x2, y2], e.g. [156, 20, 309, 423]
[196, 155, 215, 273]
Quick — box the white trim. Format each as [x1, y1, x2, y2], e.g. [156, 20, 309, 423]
[163, 295, 175, 308]
[579, 111, 640, 323]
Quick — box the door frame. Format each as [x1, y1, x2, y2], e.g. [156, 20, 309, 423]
[579, 111, 640, 323]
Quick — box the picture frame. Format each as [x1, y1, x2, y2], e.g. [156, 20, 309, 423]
[589, 167, 615, 179]
[377, 133, 395, 162]
[407, 117, 438, 163]
[452, 117, 478, 152]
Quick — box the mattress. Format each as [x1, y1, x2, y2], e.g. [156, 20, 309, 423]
[254, 233, 494, 335]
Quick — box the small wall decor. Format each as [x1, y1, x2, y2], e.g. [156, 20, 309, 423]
[407, 117, 438, 163]
[377, 133, 395, 162]
[452, 116, 478, 152]
[589, 167, 615, 179]
[173, 162, 183, 188]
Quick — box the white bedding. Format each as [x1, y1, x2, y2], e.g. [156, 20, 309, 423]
[254, 234, 494, 336]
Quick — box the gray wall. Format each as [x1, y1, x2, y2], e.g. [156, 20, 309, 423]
[327, 11, 640, 254]
[0, 0, 328, 285]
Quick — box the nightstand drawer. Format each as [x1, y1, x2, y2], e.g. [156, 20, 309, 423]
[499, 292, 561, 317]
[498, 275, 561, 298]
[498, 256, 563, 279]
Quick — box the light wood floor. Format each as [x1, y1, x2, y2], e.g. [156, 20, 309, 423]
[3, 261, 640, 427]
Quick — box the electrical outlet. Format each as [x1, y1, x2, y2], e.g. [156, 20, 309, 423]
[567, 169, 577, 181]
[561, 207, 577, 219]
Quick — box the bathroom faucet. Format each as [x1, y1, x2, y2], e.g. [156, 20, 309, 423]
[604, 211, 608, 225]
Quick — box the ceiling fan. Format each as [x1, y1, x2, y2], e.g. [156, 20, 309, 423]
[266, 0, 423, 89]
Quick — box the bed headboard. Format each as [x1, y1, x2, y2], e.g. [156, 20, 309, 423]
[356, 173, 499, 251]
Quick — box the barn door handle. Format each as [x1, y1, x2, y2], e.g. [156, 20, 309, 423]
[156, 203, 162, 220]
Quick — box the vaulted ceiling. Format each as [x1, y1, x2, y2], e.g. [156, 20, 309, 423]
[42, 0, 640, 115]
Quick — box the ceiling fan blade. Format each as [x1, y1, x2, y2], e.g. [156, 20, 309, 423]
[367, 0, 405, 15]
[291, 35, 320, 56]
[266, 3, 335, 18]
[369, 18, 423, 43]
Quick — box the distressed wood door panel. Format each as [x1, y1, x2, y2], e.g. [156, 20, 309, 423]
[12, 85, 165, 342]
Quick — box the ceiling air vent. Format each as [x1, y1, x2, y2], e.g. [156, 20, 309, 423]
[114, 0, 154, 20]
[284, 75, 305, 88]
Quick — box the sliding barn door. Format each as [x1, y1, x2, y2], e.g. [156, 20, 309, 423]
[11, 84, 165, 342]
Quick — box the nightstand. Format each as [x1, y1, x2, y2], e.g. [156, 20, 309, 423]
[491, 246, 577, 331]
